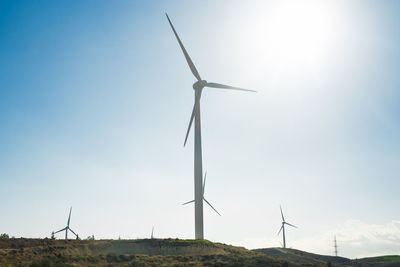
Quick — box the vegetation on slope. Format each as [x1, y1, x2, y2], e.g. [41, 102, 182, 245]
[351, 255, 400, 267]
[254, 247, 400, 267]
[2, 238, 398, 266]
[254, 247, 351, 266]
[0, 238, 294, 266]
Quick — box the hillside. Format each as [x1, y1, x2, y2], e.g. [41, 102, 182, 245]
[0, 238, 293, 266]
[1, 238, 399, 266]
[254, 248, 351, 266]
[254, 247, 400, 267]
[352, 255, 400, 267]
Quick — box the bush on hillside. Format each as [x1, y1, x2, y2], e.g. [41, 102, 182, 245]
[0, 233, 9, 240]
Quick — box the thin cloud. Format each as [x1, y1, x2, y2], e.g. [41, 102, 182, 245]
[232, 220, 400, 259]
[294, 220, 400, 258]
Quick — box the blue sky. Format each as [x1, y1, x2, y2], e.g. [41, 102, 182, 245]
[1, 0, 399, 258]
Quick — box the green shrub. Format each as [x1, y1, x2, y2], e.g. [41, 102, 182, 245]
[0, 233, 9, 240]
[106, 252, 117, 262]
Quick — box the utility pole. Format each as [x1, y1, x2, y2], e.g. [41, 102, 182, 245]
[334, 235, 338, 257]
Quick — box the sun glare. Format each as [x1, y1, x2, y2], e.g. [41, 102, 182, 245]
[221, 1, 345, 121]
[269, 2, 336, 65]
[227, 1, 341, 85]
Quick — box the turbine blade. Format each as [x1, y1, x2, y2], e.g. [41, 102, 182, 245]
[285, 222, 298, 228]
[277, 225, 283, 235]
[280, 205, 285, 222]
[54, 227, 67, 234]
[68, 228, 78, 237]
[183, 89, 202, 146]
[67, 207, 72, 226]
[184, 102, 196, 146]
[182, 199, 195, 205]
[166, 13, 201, 81]
[202, 171, 207, 195]
[205, 82, 256, 92]
[203, 197, 221, 216]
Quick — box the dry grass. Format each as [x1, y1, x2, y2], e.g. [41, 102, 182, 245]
[0, 238, 291, 266]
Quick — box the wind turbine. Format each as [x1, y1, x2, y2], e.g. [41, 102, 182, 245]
[277, 206, 297, 248]
[166, 14, 255, 239]
[54, 207, 78, 240]
[183, 172, 221, 216]
[151, 226, 154, 239]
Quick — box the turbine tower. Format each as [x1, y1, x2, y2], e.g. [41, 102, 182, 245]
[183, 172, 221, 216]
[277, 206, 297, 248]
[166, 14, 255, 239]
[54, 207, 78, 240]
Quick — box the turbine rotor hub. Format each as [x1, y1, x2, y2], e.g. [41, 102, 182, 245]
[193, 80, 207, 90]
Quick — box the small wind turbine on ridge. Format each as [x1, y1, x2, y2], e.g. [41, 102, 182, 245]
[54, 207, 79, 240]
[277, 205, 297, 248]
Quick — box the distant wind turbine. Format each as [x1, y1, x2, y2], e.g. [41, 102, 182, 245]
[54, 207, 78, 240]
[166, 13, 255, 239]
[277, 206, 297, 248]
[183, 172, 221, 216]
[151, 226, 154, 239]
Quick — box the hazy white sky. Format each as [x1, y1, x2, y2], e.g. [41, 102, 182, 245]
[0, 0, 399, 259]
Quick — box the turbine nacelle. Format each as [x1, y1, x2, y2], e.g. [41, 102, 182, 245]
[193, 80, 207, 90]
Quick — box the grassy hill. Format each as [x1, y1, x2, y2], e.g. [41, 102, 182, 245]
[1, 238, 399, 266]
[254, 247, 400, 267]
[352, 255, 400, 267]
[254, 247, 351, 266]
[0, 238, 293, 266]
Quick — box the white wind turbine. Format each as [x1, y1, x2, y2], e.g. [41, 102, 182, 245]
[277, 206, 297, 248]
[166, 13, 255, 239]
[54, 207, 78, 240]
[183, 172, 221, 216]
